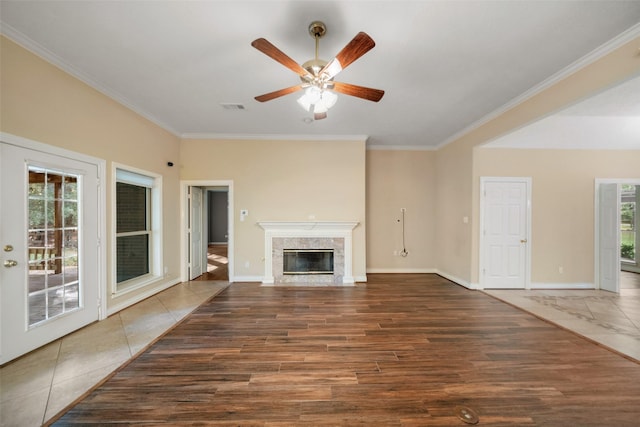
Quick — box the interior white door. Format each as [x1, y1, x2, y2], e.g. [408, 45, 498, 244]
[598, 183, 620, 293]
[481, 179, 529, 289]
[189, 186, 203, 280]
[0, 142, 99, 364]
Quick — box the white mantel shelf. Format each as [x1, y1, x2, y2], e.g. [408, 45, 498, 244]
[257, 221, 359, 231]
[257, 221, 359, 284]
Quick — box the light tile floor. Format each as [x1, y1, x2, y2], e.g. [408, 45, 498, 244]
[0, 280, 228, 427]
[2, 274, 639, 426]
[485, 271, 640, 362]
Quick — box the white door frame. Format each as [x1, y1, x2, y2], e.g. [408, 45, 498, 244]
[180, 180, 234, 283]
[594, 178, 640, 291]
[479, 177, 532, 290]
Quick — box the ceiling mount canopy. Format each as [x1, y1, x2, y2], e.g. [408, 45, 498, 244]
[251, 21, 384, 121]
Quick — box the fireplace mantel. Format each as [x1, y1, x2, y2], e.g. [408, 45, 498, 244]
[257, 221, 359, 284]
[257, 221, 359, 232]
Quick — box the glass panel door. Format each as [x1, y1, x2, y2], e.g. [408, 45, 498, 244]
[621, 184, 636, 264]
[1, 142, 99, 364]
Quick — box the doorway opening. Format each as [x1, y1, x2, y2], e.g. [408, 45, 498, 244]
[621, 184, 638, 270]
[181, 181, 233, 283]
[595, 179, 640, 293]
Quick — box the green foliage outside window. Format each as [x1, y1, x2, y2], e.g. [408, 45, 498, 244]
[621, 243, 635, 260]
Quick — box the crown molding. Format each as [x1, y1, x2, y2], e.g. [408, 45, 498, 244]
[180, 133, 369, 142]
[366, 144, 437, 151]
[435, 23, 640, 150]
[1, 23, 181, 137]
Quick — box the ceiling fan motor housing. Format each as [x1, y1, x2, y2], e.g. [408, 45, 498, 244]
[308, 21, 326, 39]
[301, 59, 328, 77]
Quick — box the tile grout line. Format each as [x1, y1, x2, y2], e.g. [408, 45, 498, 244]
[41, 340, 63, 426]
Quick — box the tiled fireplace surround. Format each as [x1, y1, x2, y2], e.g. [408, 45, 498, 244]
[257, 221, 358, 285]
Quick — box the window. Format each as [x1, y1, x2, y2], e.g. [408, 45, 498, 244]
[114, 167, 162, 292]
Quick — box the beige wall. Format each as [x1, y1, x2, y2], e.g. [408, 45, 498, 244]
[179, 138, 367, 280]
[366, 149, 436, 271]
[474, 148, 640, 284]
[434, 139, 475, 284]
[436, 36, 640, 286]
[1, 36, 182, 311]
[3, 29, 638, 302]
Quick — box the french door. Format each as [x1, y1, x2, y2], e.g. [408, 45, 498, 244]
[1, 141, 100, 364]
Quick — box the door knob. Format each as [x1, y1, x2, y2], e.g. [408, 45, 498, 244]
[4, 260, 18, 268]
[520, 239, 528, 243]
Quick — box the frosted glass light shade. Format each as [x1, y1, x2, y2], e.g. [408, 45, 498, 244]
[297, 88, 338, 115]
[321, 90, 338, 109]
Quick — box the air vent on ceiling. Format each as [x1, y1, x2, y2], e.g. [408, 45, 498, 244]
[220, 103, 246, 110]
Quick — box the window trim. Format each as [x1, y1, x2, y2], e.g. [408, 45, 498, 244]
[111, 163, 163, 296]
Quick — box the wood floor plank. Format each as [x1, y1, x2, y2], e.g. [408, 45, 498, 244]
[48, 274, 640, 426]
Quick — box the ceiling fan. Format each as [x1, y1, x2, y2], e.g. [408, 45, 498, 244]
[251, 21, 385, 120]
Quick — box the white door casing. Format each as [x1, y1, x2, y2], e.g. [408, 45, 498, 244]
[180, 181, 234, 283]
[1, 140, 103, 364]
[597, 182, 620, 293]
[480, 178, 531, 289]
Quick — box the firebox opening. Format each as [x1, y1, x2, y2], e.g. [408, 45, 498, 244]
[283, 249, 334, 275]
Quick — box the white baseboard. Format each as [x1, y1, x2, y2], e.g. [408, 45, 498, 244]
[622, 264, 640, 274]
[232, 275, 263, 283]
[363, 269, 480, 289]
[354, 275, 368, 283]
[366, 268, 437, 274]
[435, 270, 480, 289]
[530, 282, 595, 290]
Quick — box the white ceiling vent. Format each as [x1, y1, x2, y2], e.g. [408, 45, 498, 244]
[220, 103, 246, 110]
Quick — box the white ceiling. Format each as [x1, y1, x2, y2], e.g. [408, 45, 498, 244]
[1, 1, 639, 149]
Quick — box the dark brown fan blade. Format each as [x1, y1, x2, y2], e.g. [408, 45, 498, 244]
[332, 81, 384, 102]
[255, 85, 303, 102]
[319, 32, 376, 79]
[314, 112, 327, 120]
[251, 38, 310, 77]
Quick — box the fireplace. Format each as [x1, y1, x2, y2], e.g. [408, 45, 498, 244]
[257, 221, 358, 285]
[283, 249, 334, 275]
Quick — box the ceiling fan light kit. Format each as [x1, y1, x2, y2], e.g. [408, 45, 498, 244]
[252, 21, 384, 120]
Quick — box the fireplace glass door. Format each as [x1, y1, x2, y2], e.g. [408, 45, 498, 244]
[283, 249, 334, 275]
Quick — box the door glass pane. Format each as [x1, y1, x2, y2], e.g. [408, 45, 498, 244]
[27, 167, 81, 327]
[621, 185, 636, 262]
[64, 201, 78, 227]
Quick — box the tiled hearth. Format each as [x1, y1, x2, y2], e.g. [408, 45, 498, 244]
[257, 221, 358, 285]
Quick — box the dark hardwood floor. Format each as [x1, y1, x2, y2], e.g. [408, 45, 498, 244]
[49, 274, 640, 426]
[195, 244, 228, 281]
